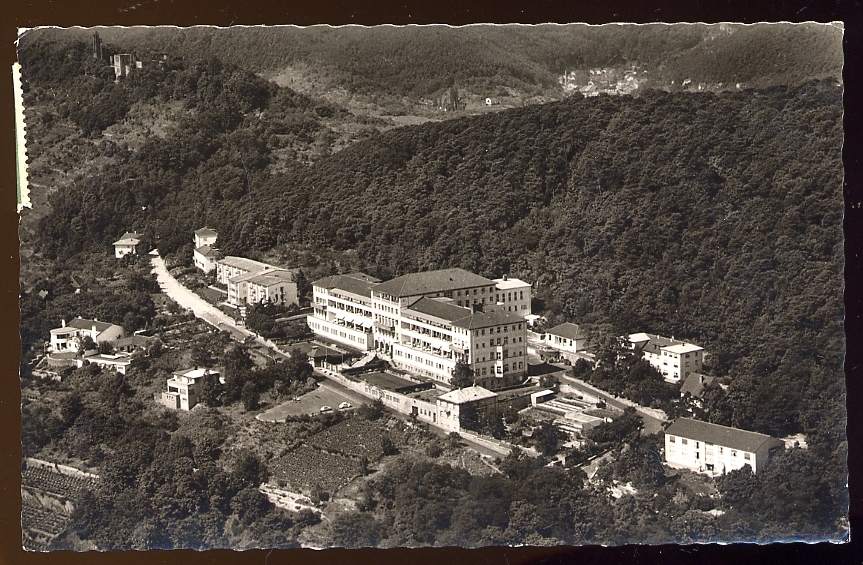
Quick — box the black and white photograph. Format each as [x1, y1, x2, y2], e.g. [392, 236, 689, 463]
[15, 23, 847, 550]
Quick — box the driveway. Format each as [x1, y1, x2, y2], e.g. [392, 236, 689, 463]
[560, 373, 666, 436]
[151, 254, 250, 335]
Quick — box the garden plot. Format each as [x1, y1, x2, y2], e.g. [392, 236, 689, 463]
[271, 445, 360, 493]
[306, 418, 387, 459]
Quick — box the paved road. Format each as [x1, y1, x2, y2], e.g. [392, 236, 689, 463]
[151, 254, 248, 332]
[559, 373, 665, 436]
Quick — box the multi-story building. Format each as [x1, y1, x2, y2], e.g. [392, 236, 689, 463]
[628, 332, 704, 382]
[664, 418, 784, 475]
[308, 272, 381, 351]
[308, 268, 530, 389]
[491, 276, 531, 315]
[48, 318, 125, 353]
[194, 227, 218, 249]
[157, 367, 222, 411]
[216, 256, 298, 307]
[436, 386, 498, 433]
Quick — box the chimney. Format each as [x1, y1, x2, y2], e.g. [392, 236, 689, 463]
[92, 325, 98, 335]
[472, 303, 484, 313]
[61, 319, 65, 327]
[503, 274, 508, 281]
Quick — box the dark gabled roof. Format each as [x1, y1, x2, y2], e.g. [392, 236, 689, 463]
[546, 322, 585, 341]
[452, 309, 526, 330]
[115, 335, 154, 348]
[665, 418, 782, 453]
[371, 268, 494, 298]
[404, 297, 471, 322]
[194, 245, 222, 259]
[113, 232, 141, 246]
[313, 272, 381, 298]
[680, 373, 716, 398]
[66, 318, 118, 333]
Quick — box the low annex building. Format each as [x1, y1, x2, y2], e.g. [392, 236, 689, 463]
[78, 352, 133, 375]
[628, 332, 704, 382]
[308, 268, 532, 389]
[664, 418, 784, 475]
[157, 367, 222, 411]
[112, 232, 141, 258]
[49, 318, 125, 353]
[544, 322, 588, 354]
[436, 385, 498, 433]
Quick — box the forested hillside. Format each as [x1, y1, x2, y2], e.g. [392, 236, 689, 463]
[23, 24, 842, 108]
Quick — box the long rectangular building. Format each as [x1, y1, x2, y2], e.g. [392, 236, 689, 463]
[308, 268, 532, 389]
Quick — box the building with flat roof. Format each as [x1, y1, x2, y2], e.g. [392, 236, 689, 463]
[628, 332, 704, 382]
[157, 367, 222, 411]
[491, 276, 531, 315]
[436, 386, 498, 433]
[664, 418, 784, 475]
[78, 352, 133, 375]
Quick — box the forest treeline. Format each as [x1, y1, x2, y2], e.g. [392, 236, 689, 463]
[20, 24, 842, 102]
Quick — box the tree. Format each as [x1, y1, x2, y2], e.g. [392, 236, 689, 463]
[450, 361, 474, 389]
[357, 398, 384, 420]
[535, 421, 564, 456]
[241, 381, 259, 411]
[191, 343, 215, 369]
[222, 346, 253, 402]
[380, 435, 398, 456]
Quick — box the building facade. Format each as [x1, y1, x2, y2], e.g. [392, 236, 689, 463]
[544, 322, 588, 354]
[157, 368, 221, 411]
[664, 417, 784, 475]
[194, 227, 218, 249]
[435, 386, 498, 433]
[194, 245, 222, 273]
[308, 268, 530, 389]
[628, 332, 704, 382]
[216, 256, 298, 307]
[49, 318, 125, 353]
[112, 232, 141, 258]
[491, 276, 531, 315]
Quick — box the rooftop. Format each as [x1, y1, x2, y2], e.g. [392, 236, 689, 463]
[493, 277, 531, 290]
[195, 227, 218, 237]
[241, 269, 294, 287]
[665, 418, 783, 453]
[663, 343, 704, 354]
[218, 256, 273, 273]
[174, 367, 222, 380]
[438, 385, 498, 404]
[372, 268, 494, 298]
[452, 309, 526, 330]
[359, 371, 421, 392]
[115, 335, 154, 348]
[83, 352, 132, 364]
[679, 373, 716, 398]
[313, 272, 381, 298]
[64, 318, 119, 333]
[546, 322, 586, 341]
[404, 297, 472, 322]
[194, 245, 222, 259]
[113, 232, 141, 246]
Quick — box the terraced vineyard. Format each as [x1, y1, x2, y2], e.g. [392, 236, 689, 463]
[306, 419, 387, 459]
[271, 445, 359, 493]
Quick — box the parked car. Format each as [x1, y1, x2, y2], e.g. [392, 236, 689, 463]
[320, 406, 333, 413]
[338, 402, 352, 410]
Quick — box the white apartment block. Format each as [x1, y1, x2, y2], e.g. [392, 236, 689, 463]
[664, 418, 784, 475]
[158, 368, 221, 411]
[491, 276, 531, 315]
[628, 332, 704, 382]
[308, 268, 531, 389]
[216, 256, 298, 307]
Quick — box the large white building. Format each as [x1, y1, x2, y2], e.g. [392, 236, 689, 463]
[157, 367, 222, 411]
[664, 418, 784, 475]
[492, 276, 531, 315]
[628, 332, 704, 382]
[308, 268, 532, 389]
[216, 256, 298, 307]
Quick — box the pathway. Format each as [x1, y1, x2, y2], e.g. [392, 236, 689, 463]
[559, 373, 666, 436]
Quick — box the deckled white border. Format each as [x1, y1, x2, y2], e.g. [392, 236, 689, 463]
[12, 61, 29, 212]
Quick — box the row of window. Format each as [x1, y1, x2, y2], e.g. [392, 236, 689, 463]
[668, 436, 751, 459]
[474, 323, 522, 337]
[477, 361, 524, 376]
